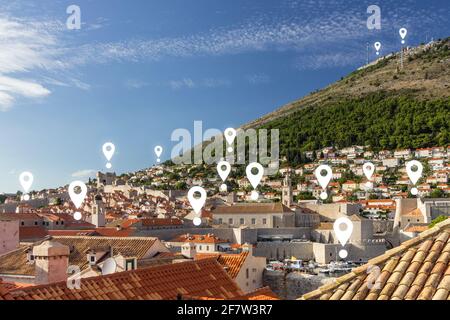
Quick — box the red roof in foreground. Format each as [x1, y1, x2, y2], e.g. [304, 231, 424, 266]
[184, 286, 279, 300]
[1, 259, 243, 300]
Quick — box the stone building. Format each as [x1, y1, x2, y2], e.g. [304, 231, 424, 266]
[211, 203, 295, 228]
[0, 219, 19, 256]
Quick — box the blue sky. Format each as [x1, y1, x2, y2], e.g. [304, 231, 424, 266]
[0, 0, 449, 192]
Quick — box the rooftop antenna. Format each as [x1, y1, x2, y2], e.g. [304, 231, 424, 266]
[366, 42, 369, 65]
[401, 46, 404, 69]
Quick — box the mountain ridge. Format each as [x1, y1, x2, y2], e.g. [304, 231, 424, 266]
[243, 37, 450, 130]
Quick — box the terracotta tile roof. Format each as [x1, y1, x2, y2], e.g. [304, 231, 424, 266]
[170, 234, 229, 244]
[404, 225, 429, 233]
[185, 286, 279, 300]
[19, 226, 48, 241]
[300, 219, 450, 300]
[0, 281, 33, 292]
[195, 251, 249, 278]
[405, 208, 424, 217]
[94, 228, 135, 237]
[141, 217, 183, 227]
[212, 203, 293, 214]
[0, 236, 161, 276]
[2, 259, 243, 300]
[239, 286, 280, 300]
[47, 230, 97, 237]
[0, 213, 41, 221]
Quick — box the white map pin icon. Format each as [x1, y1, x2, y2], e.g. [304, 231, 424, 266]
[334, 217, 353, 247]
[188, 186, 207, 214]
[406, 160, 423, 195]
[314, 165, 332, 200]
[154, 146, 163, 163]
[102, 142, 115, 169]
[374, 42, 381, 55]
[19, 172, 34, 193]
[399, 28, 407, 44]
[217, 161, 231, 182]
[363, 162, 375, 180]
[224, 128, 237, 145]
[224, 128, 237, 152]
[246, 162, 264, 189]
[69, 180, 87, 209]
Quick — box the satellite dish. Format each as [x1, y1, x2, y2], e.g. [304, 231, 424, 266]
[102, 258, 117, 275]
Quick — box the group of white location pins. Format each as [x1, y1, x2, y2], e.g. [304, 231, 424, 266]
[315, 159, 423, 199]
[103, 142, 165, 168]
[188, 159, 265, 226]
[373, 27, 408, 56]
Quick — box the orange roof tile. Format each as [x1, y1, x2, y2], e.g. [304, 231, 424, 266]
[0, 236, 161, 276]
[2, 259, 243, 300]
[170, 234, 229, 244]
[404, 225, 429, 233]
[195, 251, 249, 278]
[186, 286, 279, 300]
[19, 226, 48, 241]
[405, 208, 423, 217]
[300, 218, 450, 300]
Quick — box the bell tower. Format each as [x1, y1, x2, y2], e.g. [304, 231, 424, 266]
[92, 194, 105, 227]
[282, 173, 293, 207]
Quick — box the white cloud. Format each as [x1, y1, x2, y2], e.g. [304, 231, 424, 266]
[168, 78, 230, 90]
[0, 76, 50, 111]
[169, 78, 196, 90]
[246, 73, 270, 85]
[0, 15, 64, 110]
[125, 79, 150, 89]
[0, 0, 444, 110]
[71, 169, 96, 178]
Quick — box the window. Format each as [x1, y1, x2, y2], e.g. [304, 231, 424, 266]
[218, 218, 223, 224]
[90, 256, 96, 263]
[252, 268, 257, 273]
[34, 221, 38, 226]
[228, 218, 233, 225]
[56, 221, 59, 225]
[126, 259, 136, 271]
[61, 221, 64, 225]
[246, 268, 249, 279]
[262, 218, 267, 225]
[251, 218, 256, 225]
[330, 253, 333, 257]
[21, 221, 24, 226]
[240, 218, 245, 224]
[199, 245, 202, 250]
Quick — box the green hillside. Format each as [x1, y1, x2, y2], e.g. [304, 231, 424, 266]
[244, 37, 450, 165]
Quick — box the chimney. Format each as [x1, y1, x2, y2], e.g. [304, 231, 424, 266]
[32, 240, 70, 285]
[181, 242, 196, 259]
